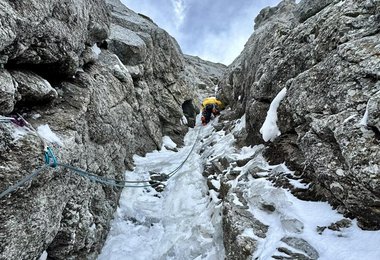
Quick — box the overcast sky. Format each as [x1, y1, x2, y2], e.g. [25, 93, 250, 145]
[121, 0, 283, 65]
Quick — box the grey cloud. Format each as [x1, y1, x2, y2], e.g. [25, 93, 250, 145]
[121, 0, 282, 64]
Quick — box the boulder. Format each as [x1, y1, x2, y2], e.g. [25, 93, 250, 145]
[11, 70, 58, 105]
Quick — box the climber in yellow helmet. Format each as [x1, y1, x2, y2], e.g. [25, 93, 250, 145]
[201, 97, 224, 125]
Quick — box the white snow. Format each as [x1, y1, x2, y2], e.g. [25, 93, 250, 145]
[99, 111, 380, 260]
[335, 0, 346, 7]
[288, 178, 310, 189]
[242, 178, 380, 260]
[36, 124, 64, 147]
[113, 54, 129, 75]
[232, 114, 246, 133]
[32, 113, 42, 120]
[359, 103, 369, 126]
[214, 85, 218, 95]
[38, 251, 48, 260]
[11, 126, 29, 141]
[99, 120, 225, 260]
[260, 87, 287, 142]
[343, 114, 356, 124]
[162, 136, 177, 150]
[91, 43, 101, 58]
[210, 179, 220, 190]
[180, 115, 188, 125]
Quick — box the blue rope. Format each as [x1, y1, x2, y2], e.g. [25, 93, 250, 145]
[0, 127, 201, 198]
[0, 165, 49, 199]
[57, 163, 160, 188]
[167, 127, 201, 178]
[57, 127, 201, 186]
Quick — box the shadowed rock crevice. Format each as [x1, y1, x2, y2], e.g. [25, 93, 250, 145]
[181, 99, 197, 127]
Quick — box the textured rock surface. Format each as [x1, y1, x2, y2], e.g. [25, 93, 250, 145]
[0, 0, 224, 259]
[0, 70, 16, 113]
[222, 190, 268, 260]
[184, 55, 227, 99]
[0, 0, 110, 78]
[11, 70, 58, 105]
[219, 0, 380, 229]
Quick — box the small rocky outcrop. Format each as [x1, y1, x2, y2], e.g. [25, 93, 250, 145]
[184, 55, 227, 98]
[219, 0, 380, 230]
[0, 0, 224, 259]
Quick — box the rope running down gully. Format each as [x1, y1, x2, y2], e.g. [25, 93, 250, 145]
[0, 118, 201, 199]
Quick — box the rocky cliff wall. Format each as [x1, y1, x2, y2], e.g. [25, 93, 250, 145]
[0, 0, 224, 259]
[219, 0, 380, 230]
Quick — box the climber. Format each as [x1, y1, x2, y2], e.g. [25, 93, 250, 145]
[201, 97, 224, 125]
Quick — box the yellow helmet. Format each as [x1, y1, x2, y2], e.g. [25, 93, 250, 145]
[201, 97, 224, 109]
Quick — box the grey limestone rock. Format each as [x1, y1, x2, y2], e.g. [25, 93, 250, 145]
[0, 70, 16, 113]
[222, 188, 268, 260]
[219, 0, 380, 229]
[0, 0, 225, 259]
[183, 54, 227, 98]
[254, 0, 297, 30]
[280, 237, 319, 259]
[107, 24, 147, 66]
[0, 0, 110, 78]
[11, 70, 58, 104]
[296, 0, 335, 22]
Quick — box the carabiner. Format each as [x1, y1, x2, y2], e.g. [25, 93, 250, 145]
[44, 146, 58, 168]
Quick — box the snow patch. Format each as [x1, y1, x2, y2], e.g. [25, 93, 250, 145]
[260, 87, 287, 142]
[91, 43, 101, 58]
[38, 251, 48, 260]
[32, 113, 41, 120]
[343, 114, 356, 124]
[232, 114, 246, 133]
[359, 102, 369, 126]
[37, 124, 64, 147]
[162, 135, 177, 149]
[210, 179, 220, 190]
[288, 179, 310, 189]
[113, 54, 129, 74]
[214, 85, 219, 95]
[100, 125, 225, 260]
[11, 126, 29, 141]
[180, 115, 188, 125]
[232, 193, 244, 207]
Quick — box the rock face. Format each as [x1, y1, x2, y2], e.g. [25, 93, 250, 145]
[184, 55, 227, 99]
[219, 0, 380, 230]
[0, 0, 223, 259]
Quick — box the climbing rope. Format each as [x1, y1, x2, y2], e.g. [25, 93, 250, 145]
[56, 127, 201, 187]
[57, 163, 161, 188]
[0, 165, 49, 199]
[167, 128, 200, 178]
[0, 124, 201, 199]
